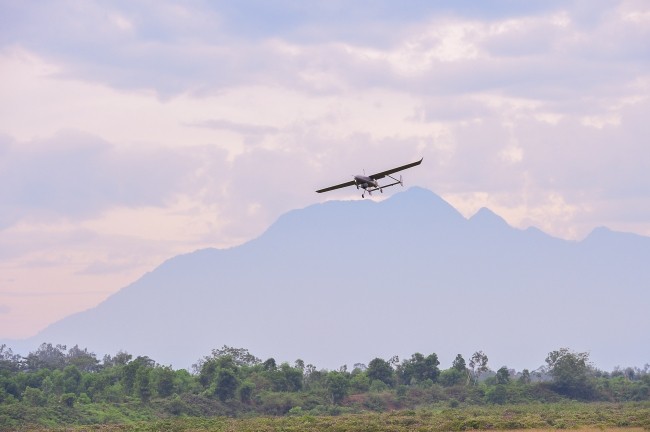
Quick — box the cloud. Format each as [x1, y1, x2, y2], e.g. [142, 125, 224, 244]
[189, 119, 279, 134]
[4, 1, 642, 101]
[0, 131, 203, 227]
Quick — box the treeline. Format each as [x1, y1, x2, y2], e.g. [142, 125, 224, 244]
[1, 343, 649, 427]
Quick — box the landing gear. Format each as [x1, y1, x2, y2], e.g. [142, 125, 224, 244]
[364, 177, 402, 197]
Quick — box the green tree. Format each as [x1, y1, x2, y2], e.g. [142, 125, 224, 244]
[60, 392, 76, 407]
[468, 351, 489, 385]
[0, 344, 21, 373]
[215, 368, 238, 401]
[452, 354, 466, 372]
[24, 343, 67, 371]
[210, 346, 261, 366]
[325, 371, 350, 404]
[263, 358, 277, 371]
[545, 348, 594, 399]
[367, 358, 394, 387]
[135, 367, 152, 402]
[67, 345, 99, 372]
[23, 386, 47, 406]
[239, 380, 255, 403]
[350, 372, 370, 392]
[155, 366, 176, 398]
[62, 365, 82, 394]
[104, 351, 132, 367]
[122, 356, 154, 396]
[398, 352, 440, 385]
[439, 368, 465, 387]
[279, 362, 303, 392]
[495, 366, 510, 385]
[199, 359, 217, 388]
[485, 385, 507, 404]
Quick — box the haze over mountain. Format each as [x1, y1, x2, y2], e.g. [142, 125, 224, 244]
[6, 188, 649, 371]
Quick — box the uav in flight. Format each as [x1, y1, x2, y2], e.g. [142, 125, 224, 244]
[316, 158, 423, 198]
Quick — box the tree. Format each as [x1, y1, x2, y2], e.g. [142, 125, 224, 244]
[210, 346, 261, 366]
[367, 358, 394, 387]
[67, 345, 99, 372]
[545, 348, 594, 399]
[398, 352, 440, 385]
[350, 372, 370, 392]
[122, 356, 155, 396]
[103, 351, 132, 367]
[0, 344, 21, 372]
[135, 367, 152, 402]
[485, 384, 507, 404]
[439, 368, 465, 387]
[452, 354, 466, 372]
[239, 380, 255, 403]
[114, 351, 133, 365]
[60, 392, 76, 407]
[496, 366, 510, 385]
[263, 358, 277, 371]
[215, 368, 238, 401]
[23, 386, 47, 406]
[468, 351, 489, 385]
[279, 362, 303, 392]
[62, 365, 82, 393]
[199, 359, 218, 388]
[155, 366, 176, 398]
[265, 362, 303, 392]
[326, 371, 349, 404]
[24, 343, 67, 371]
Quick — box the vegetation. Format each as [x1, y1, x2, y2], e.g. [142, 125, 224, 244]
[1, 343, 649, 430]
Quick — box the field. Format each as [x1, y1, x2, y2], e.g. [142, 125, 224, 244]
[10, 402, 650, 432]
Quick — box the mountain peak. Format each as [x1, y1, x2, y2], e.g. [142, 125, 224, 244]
[469, 207, 509, 228]
[382, 187, 465, 222]
[586, 226, 612, 239]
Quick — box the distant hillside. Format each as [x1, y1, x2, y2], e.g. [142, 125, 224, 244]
[7, 187, 650, 370]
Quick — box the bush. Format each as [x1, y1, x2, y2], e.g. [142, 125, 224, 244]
[369, 380, 388, 393]
[61, 393, 76, 407]
[163, 394, 189, 416]
[485, 385, 507, 404]
[23, 387, 47, 407]
[258, 392, 301, 415]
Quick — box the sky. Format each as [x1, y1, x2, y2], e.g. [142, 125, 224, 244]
[1, 1, 649, 349]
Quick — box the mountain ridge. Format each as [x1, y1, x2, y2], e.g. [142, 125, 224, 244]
[4, 187, 649, 371]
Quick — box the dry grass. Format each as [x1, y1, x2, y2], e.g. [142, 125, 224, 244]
[506, 430, 646, 432]
[7, 402, 650, 432]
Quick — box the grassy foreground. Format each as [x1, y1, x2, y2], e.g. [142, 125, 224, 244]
[11, 402, 650, 432]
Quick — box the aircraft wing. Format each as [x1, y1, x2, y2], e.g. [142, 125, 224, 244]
[369, 157, 423, 180]
[315, 179, 356, 193]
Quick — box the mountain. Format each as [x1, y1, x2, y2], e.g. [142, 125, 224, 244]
[8, 187, 650, 371]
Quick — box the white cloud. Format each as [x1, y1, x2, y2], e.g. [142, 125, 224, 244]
[581, 114, 622, 129]
[109, 13, 134, 32]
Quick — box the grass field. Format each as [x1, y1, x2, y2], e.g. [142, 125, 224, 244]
[9, 402, 650, 432]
